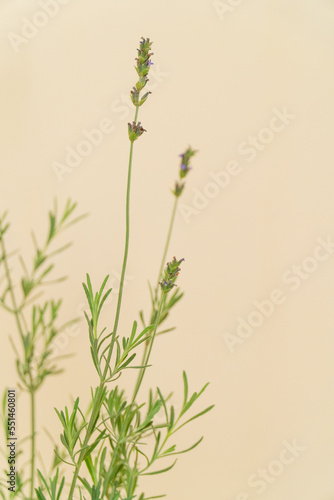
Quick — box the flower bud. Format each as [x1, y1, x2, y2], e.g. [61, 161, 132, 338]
[130, 87, 140, 106]
[130, 37, 153, 108]
[128, 121, 146, 142]
[159, 257, 185, 292]
[179, 147, 197, 179]
[138, 91, 152, 107]
[136, 75, 149, 91]
[172, 181, 184, 198]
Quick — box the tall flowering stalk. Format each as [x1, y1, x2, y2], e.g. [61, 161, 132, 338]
[66, 37, 155, 499]
[132, 147, 197, 402]
[50, 38, 212, 500]
[0, 37, 213, 500]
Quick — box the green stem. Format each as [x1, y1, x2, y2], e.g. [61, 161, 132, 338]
[30, 390, 36, 499]
[0, 236, 25, 341]
[0, 232, 37, 499]
[104, 104, 139, 377]
[156, 196, 178, 292]
[67, 382, 104, 499]
[101, 440, 122, 497]
[68, 106, 139, 499]
[132, 294, 166, 402]
[133, 196, 179, 398]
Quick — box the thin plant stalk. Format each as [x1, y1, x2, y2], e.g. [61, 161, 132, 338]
[30, 390, 36, 500]
[0, 234, 37, 499]
[132, 258, 184, 406]
[133, 196, 179, 402]
[104, 294, 166, 497]
[68, 105, 139, 499]
[107, 104, 139, 359]
[0, 236, 25, 341]
[156, 196, 178, 290]
[132, 295, 165, 402]
[0, 204, 85, 500]
[65, 40, 208, 499]
[132, 147, 196, 405]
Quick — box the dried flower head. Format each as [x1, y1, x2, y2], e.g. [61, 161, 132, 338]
[130, 87, 152, 107]
[159, 256, 185, 292]
[171, 147, 197, 198]
[172, 181, 185, 198]
[135, 37, 153, 79]
[128, 121, 146, 142]
[131, 37, 154, 102]
[179, 147, 197, 179]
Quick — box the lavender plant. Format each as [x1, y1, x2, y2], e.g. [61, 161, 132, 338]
[0, 200, 85, 499]
[0, 37, 213, 500]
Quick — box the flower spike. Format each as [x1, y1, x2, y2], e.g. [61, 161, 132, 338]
[160, 257, 185, 292]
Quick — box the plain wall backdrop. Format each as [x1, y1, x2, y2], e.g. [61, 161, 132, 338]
[1, 0, 334, 498]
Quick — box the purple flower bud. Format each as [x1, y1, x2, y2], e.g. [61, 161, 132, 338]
[160, 257, 184, 292]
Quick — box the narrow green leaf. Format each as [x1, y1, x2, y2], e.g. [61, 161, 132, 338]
[86, 274, 94, 299]
[84, 453, 97, 484]
[56, 476, 65, 500]
[152, 431, 161, 460]
[97, 287, 112, 318]
[161, 444, 176, 455]
[182, 371, 188, 410]
[99, 446, 107, 478]
[141, 459, 177, 476]
[35, 490, 47, 500]
[139, 310, 145, 327]
[169, 405, 175, 430]
[97, 274, 109, 302]
[78, 476, 92, 494]
[143, 495, 166, 500]
[163, 436, 204, 456]
[197, 382, 210, 398]
[82, 283, 93, 315]
[39, 263, 54, 280]
[118, 353, 136, 370]
[37, 470, 50, 495]
[177, 405, 214, 431]
[129, 320, 137, 343]
[47, 212, 56, 242]
[157, 388, 168, 424]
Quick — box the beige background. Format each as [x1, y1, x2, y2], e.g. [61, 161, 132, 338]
[1, 0, 334, 498]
